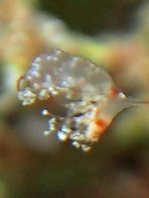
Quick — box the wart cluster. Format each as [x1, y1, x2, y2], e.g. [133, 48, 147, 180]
[17, 49, 126, 151]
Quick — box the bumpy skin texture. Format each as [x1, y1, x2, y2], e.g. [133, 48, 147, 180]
[17, 49, 126, 151]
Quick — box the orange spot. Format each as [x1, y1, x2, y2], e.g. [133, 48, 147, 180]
[95, 118, 107, 130]
[87, 118, 108, 141]
[109, 85, 120, 97]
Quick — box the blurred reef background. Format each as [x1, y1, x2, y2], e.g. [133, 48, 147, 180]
[0, 0, 149, 197]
